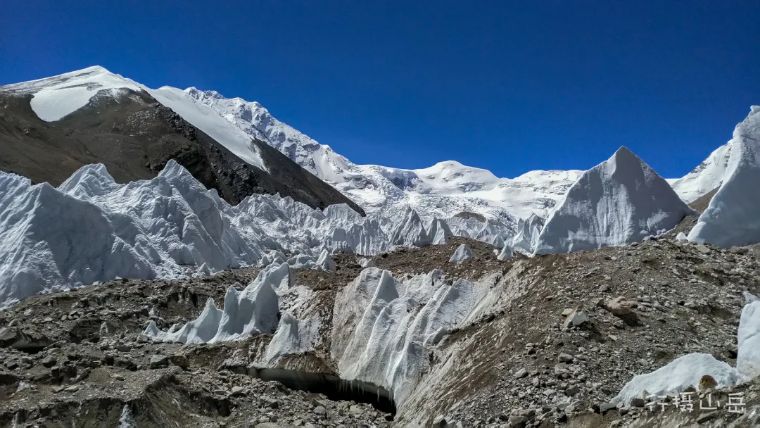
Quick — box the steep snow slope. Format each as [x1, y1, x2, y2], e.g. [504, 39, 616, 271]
[178, 88, 583, 222]
[671, 143, 732, 203]
[534, 147, 693, 254]
[147, 86, 267, 171]
[687, 107, 760, 247]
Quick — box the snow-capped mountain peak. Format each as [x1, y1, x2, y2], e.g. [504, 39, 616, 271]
[171, 87, 584, 224]
[2, 66, 586, 232]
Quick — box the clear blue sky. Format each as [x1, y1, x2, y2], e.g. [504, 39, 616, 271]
[2, 1, 759, 178]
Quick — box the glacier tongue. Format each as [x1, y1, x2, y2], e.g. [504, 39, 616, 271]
[688, 106, 760, 247]
[534, 146, 693, 254]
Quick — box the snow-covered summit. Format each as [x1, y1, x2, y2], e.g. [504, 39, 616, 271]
[534, 146, 693, 254]
[1, 65, 143, 121]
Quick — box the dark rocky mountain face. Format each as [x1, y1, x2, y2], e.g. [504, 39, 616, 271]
[0, 88, 364, 213]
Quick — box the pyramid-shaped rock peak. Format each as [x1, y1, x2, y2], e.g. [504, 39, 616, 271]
[688, 107, 760, 247]
[534, 146, 693, 254]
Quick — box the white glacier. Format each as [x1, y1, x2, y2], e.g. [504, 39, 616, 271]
[0, 161, 501, 308]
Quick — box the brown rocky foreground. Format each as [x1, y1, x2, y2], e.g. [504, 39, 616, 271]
[1, 237, 759, 427]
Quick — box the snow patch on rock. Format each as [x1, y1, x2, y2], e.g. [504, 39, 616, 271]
[613, 353, 739, 405]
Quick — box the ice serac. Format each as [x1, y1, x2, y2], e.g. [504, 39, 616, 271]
[390, 208, 431, 247]
[688, 107, 760, 247]
[448, 244, 473, 264]
[427, 218, 453, 245]
[264, 313, 321, 364]
[315, 249, 336, 272]
[2, 161, 400, 307]
[534, 147, 693, 254]
[737, 300, 760, 378]
[0, 170, 154, 307]
[508, 214, 544, 254]
[331, 268, 486, 405]
[145, 263, 287, 344]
